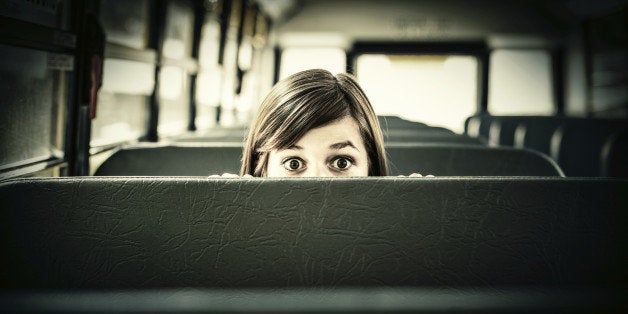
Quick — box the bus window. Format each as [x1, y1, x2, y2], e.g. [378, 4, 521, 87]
[91, 59, 154, 147]
[158, 65, 189, 135]
[279, 47, 346, 80]
[196, 16, 222, 129]
[159, 1, 195, 136]
[217, 0, 244, 126]
[0, 44, 69, 169]
[356, 54, 477, 134]
[99, 0, 148, 50]
[91, 0, 153, 148]
[233, 5, 262, 124]
[162, 1, 194, 60]
[488, 49, 554, 116]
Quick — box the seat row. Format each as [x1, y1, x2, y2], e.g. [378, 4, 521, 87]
[174, 119, 482, 146]
[147, 115, 549, 178]
[1, 177, 626, 311]
[466, 114, 628, 177]
[94, 143, 563, 177]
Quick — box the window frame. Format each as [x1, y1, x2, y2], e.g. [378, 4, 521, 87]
[0, 7, 75, 179]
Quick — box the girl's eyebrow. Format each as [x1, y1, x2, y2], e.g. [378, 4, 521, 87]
[286, 141, 358, 151]
[329, 141, 359, 151]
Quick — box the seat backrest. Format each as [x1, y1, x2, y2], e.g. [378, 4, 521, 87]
[466, 114, 492, 142]
[0, 286, 625, 313]
[378, 115, 429, 130]
[463, 115, 476, 134]
[176, 135, 249, 143]
[550, 119, 628, 177]
[1, 177, 626, 289]
[175, 123, 473, 145]
[95, 143, 560, 176]
[488, 116, 553, 147]
[384, 128, 482, 145]
[477, 114, 493, 141]
[175, 127, 249, 143]
[94, 143, 243, 176]
[601, 130, 628, 177]
[514, 117, 576, 155]
[386, 135, 482, 145]
[384, 128, 454, 137]
[387, 144, 564, 176]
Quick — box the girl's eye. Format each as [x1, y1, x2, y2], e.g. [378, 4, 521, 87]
[283, 158, 304, 171]
[331, 157, 353, 170]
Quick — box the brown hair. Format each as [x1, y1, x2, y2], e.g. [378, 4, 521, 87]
[240, 69, 387, 176]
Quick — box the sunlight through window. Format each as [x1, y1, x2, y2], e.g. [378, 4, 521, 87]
[489, 50, 554, 115]
[357, 54, 477, 133]
[279, 47, 346, 80]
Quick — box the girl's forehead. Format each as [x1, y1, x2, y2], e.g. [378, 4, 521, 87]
[290, 117, 366, 149]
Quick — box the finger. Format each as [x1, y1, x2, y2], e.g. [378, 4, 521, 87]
[408, 173, 423, 177]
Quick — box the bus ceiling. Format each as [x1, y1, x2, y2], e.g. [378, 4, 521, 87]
[257, 0, 626, 49]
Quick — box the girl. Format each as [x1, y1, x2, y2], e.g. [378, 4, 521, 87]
[240, 69, 387, 177]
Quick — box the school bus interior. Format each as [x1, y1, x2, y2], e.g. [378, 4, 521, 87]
[1, 0, 627, 313]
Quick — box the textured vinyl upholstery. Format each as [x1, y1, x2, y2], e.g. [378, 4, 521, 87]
[551, 120, 628, 177]
[514, 118, 567, 155]
[466, 114, 493, 141]
[601, 130, 628, 177]
[94, 143, 243, 176]
[1, 177, 626, 289]
[384, 130, 482, 145]
[174, 117, 434, 144]
[93, 144, 563, 176]
[174, 116, 434, 143]
[378, 115, 428, 129]
[488, 116, 554, 147]
[1, 287, 626, 313]
[175, 127, 249, 143]
[387, 144, 563, 176]
[176, 135, 249, 143]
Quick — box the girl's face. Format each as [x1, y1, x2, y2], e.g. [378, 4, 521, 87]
[266, 116, 369, 177]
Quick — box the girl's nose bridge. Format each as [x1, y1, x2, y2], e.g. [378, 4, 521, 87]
[307, 163, 332, 177]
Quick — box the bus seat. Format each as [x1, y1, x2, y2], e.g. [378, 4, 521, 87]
[176, 136, 249, 143]
[488, 118, 519, 147]
[377, 115, 429, 130]
[488, 116, 553, 147]
[465, 114, 491, 143]
[94, 144, 562, 176]
[1, 177, 626, 289]
[94, 143, 243, 176]
[383, 128, 483, 145]
[175, 127, 249, 143]
[477, 115, 493, 141]
[0, 286, 625, 312]
[466, 116, 481, 137]
[514, 117, 575, 155]
[601, 130, 628, 178]
[386, 136, 482, 145]
[463, 115, 476, 135]
[550, 120, 628, 177]
[387, 144, 564, 176]
[175, 123, 466, 144]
